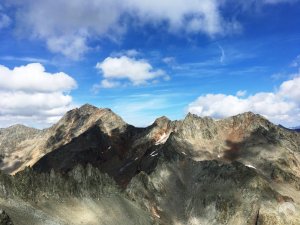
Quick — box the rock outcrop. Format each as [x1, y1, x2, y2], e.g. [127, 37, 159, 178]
[127, 157, 300, 225]
[0, 210, 13, 225]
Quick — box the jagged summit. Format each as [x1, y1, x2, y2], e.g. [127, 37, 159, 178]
[0, 124, 40, 132]
[79, 103, 98, 112]
[184, 111, 270, 125]
[223, 111, 270, 124]
[152, 116, 171, 127]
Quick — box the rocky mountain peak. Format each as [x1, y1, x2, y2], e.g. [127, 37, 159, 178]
[222, 111, 271, 127]
[78, 103, 99, 114]
[53, 104, 127, 133]
[0, 124, 40, 133]
[179, 113, 216, 138]
[153, 116, 171, 127]
[0, 125, 41, 155]
[183, 112, 215, 124]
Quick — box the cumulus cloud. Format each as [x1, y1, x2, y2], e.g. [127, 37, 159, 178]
[0, 63, 77, 128]
[188, 73, 300, 126]
[0, 63, 76, 92]
[96, 56, 168, 88]
[279, 73, 300, 102]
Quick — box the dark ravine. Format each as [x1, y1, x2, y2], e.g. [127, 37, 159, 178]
[0, 104, 300, 224]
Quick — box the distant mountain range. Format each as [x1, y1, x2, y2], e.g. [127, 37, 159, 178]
[0, 104, 300, 225]
[292, 126, 300, 132]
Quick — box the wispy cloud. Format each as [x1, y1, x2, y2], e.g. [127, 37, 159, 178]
[107, 92, 187, 126]
[1, 56, 51, 64]
[217, 44, 225, 64]
[291, 55, 300, 67]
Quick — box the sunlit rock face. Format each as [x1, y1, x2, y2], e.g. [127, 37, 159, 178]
[1, 105, 300, 225]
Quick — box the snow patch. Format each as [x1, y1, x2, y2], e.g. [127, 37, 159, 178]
[155, 132, 170, 145]
[246, 164, 256, 169]
[150, 151, 158, 157]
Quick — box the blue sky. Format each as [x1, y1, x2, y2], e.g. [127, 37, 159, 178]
[0, 0, 300, 128]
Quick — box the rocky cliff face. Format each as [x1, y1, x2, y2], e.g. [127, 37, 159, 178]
[0, 105, 300, 225]
[0, 166, 155, 225]
[127, 158, 299, 225]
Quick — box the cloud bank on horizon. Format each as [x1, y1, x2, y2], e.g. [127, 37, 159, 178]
[0, 0, 300, 127]
[188, 72, 300, 126]
[0, 63, 76, 127]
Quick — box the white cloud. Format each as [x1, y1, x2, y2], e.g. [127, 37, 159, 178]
[126, 0, 225, 35]
[0, 63, 77, 92]
[5, 0, 299, 58]
[0, 63, 77, 128]
[7, 0, 239, 58]
[0, 56, 50, 64]
[279, 73, 300, 102]
[46, 35, 90, 60]
[96, 56, 168, 87]
[188, 73, 300, 126]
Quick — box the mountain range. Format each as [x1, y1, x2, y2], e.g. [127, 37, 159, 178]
[0, 104, 300, 225]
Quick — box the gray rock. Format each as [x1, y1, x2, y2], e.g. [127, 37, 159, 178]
[0, 210, 13, 225]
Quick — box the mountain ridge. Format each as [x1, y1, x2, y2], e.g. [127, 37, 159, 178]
[1, 104, 300, 224]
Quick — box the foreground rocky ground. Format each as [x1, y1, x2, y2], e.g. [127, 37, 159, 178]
[0, 104, 300, 224]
